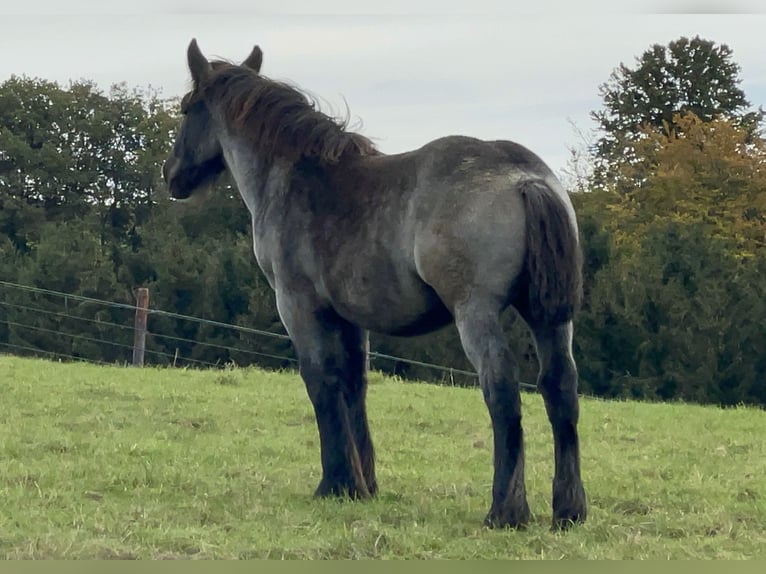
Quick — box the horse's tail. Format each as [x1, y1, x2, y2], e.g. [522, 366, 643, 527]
[518, 179, 583, 326]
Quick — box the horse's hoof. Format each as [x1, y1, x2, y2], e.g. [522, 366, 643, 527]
[483, 506, 531, 530]
[314, 479, 370, 500]
[552, 507, 587, 530]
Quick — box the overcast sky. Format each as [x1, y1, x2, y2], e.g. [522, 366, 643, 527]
[1, 1, 765, 180]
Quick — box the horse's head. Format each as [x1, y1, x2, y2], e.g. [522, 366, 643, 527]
[163, 39, 263, 200]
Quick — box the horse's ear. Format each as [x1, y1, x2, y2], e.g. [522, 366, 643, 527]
[242, 45, 263, 73]
[187, 38, 211, 85]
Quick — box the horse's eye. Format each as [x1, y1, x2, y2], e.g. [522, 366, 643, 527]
[180, 94, 192, 115]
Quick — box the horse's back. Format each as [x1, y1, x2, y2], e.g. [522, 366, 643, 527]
[413, 135, 554, 180]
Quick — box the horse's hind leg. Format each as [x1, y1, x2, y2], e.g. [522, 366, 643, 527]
[455, 301, 531, 529]
[528, 320, 587, 529]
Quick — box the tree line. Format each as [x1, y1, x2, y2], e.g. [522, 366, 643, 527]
[1, 36, 764, 406]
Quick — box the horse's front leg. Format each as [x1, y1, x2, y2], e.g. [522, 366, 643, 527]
[277, 290, 373, 499]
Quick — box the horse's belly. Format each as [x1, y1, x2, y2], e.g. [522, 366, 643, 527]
[326, 267, 453, 336]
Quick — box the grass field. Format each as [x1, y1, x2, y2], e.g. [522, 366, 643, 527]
[0, 355, 764, 559]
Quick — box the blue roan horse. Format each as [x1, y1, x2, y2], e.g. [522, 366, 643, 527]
[163, 39, 586, 529]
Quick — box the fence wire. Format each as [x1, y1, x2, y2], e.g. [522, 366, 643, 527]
[0, 279, 541, 391]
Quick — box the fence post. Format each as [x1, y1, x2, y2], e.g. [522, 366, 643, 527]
[364, 330, 371, 372]
[132, 287, 150, 367]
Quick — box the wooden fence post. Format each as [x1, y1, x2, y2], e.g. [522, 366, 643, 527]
[132, 287, 150, 367]
[364, 330, 371, 373]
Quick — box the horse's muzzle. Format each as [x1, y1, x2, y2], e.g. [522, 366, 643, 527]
[162, 158, 190, 200]
[162, 158, 178, 184]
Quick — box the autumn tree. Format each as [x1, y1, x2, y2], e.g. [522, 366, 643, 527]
[590, 36, 762, 192]
[605, 112, 766, 257]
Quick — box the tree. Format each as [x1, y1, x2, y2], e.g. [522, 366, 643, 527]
[574, 216, 766, 406]
[571, 106, 766, 406]
[0, 76, 178, 363]
[590, 36, 762, 191]
[5, 218, 129, 362]
[0, 76, 177, 250]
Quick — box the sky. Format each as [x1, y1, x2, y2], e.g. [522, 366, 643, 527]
[1, 1, 765, 181]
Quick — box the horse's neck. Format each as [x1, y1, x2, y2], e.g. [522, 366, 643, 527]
[219, 132, 288, 219]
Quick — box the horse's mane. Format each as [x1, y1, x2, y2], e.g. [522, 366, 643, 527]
[200, 62, 379, 164]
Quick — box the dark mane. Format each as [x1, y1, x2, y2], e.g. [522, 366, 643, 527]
[200, 62, 379, 164]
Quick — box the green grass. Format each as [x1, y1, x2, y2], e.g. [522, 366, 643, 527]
[0, 355, 764, 559]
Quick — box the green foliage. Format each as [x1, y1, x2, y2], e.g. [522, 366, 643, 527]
[574, 217, 766, 406]
[0, 77, 176, 248]
[0, 76, 288, 368]
[1, 356, 764, 559]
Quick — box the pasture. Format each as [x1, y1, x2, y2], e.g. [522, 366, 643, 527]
[0, 355, 763, 559]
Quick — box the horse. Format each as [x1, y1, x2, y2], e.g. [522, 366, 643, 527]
[163, 39, 586, 530]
